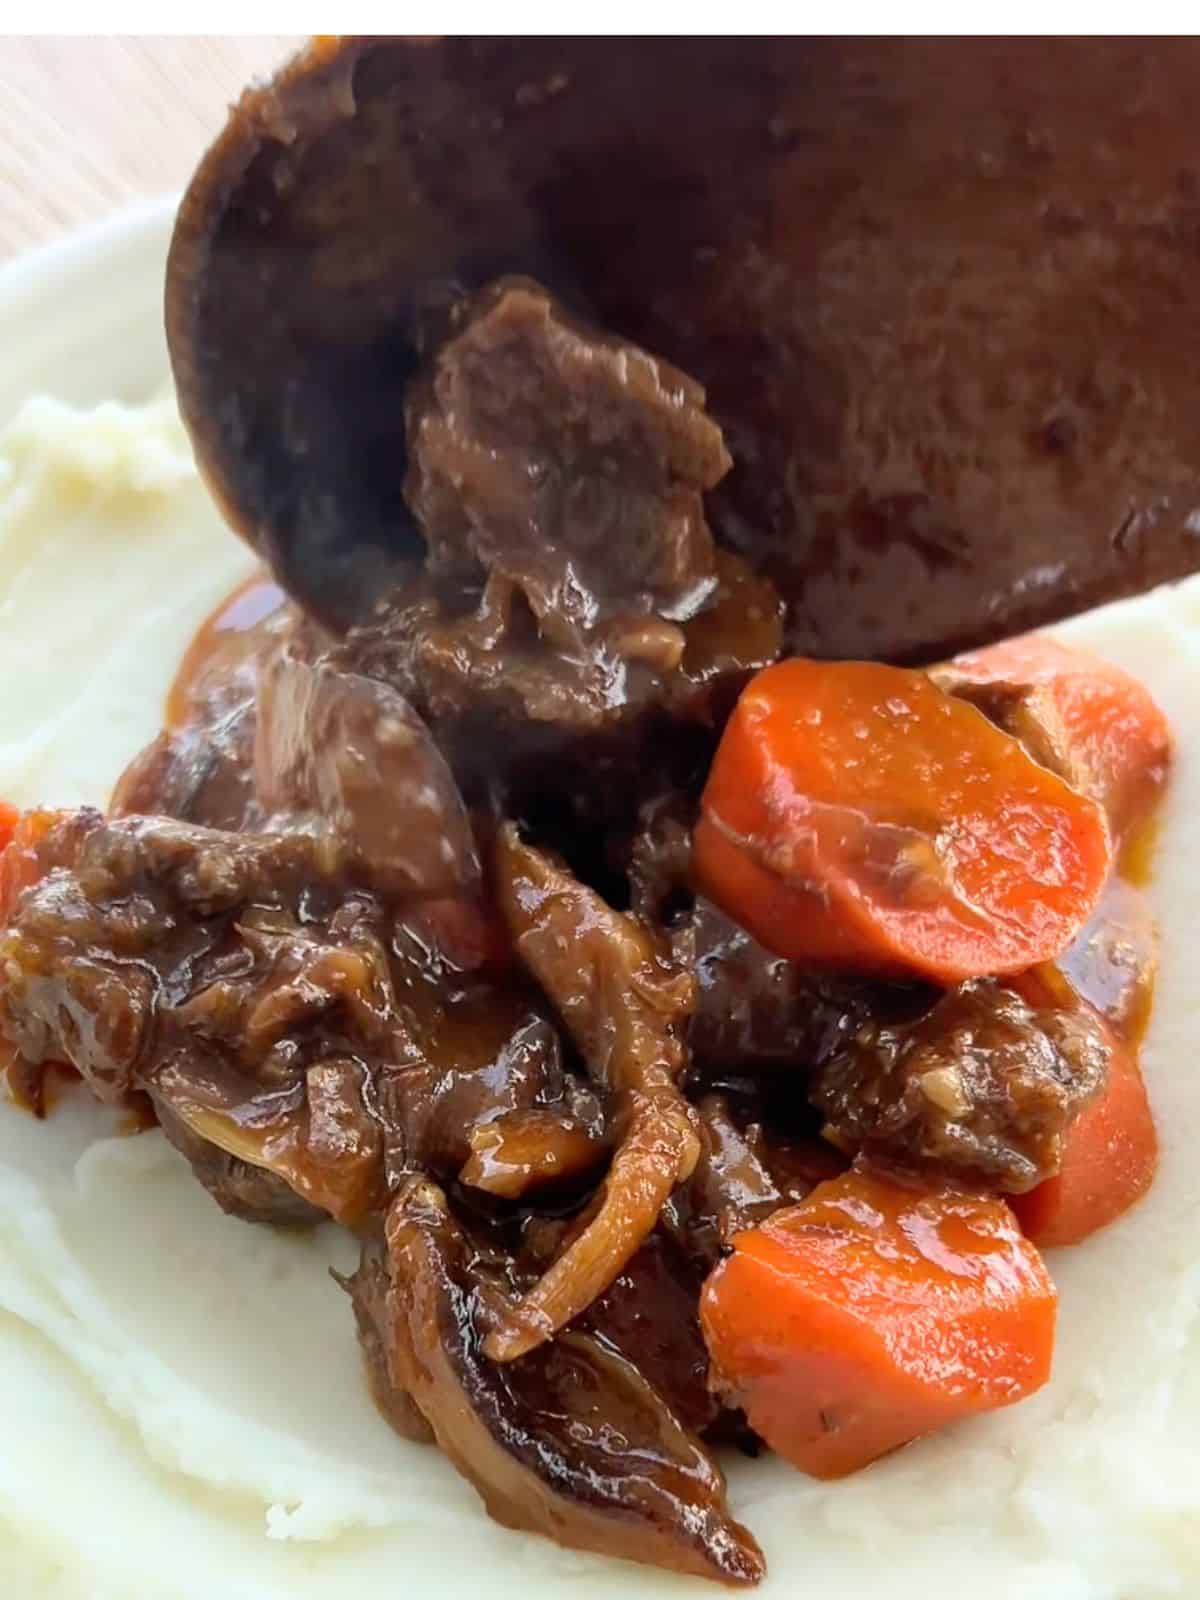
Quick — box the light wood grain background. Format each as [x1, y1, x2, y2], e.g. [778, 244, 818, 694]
[0, 37, 301, 262]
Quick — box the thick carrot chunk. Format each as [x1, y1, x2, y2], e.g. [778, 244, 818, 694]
[0, 802, 18, 856]
[695, 658, 1111, 983]
[1010, 1029, 1156, 1248]
[931, 633, 1171, 848]
[700, 1168, 1057, 1478]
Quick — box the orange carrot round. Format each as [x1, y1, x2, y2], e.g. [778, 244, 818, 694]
[0, 802, 19, 857]
[1010, 1027, 1156, 1248]
[695, 658, 1111, 983]
[700, 1168, 1057, 1478]
[0, 808, 62, 924]
[932, 633, 1172, 848]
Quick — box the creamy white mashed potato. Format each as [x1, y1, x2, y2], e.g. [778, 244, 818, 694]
[2, 392, 1200, 1600]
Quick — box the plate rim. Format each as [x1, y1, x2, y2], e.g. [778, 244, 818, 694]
[0, 193, 178, 311]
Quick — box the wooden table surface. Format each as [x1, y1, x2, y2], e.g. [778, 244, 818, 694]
[0, 37, 300, 262]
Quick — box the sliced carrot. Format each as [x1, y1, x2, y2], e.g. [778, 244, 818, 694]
[695, 658, 1111, 983]
[0, 808, 65, 924]
[700, 1168, 1056, 1478]
[1009, 1025, 1156, 1248]
[0, 802, 18, 856]
[931, 633, 1172, 848]
[1007, 919, 1159, 1247]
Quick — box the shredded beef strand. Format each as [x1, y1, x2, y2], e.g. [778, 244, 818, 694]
[811, 978, 1111, 1192]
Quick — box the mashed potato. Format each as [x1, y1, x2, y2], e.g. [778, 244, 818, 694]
[2, 392, 1200, 1599]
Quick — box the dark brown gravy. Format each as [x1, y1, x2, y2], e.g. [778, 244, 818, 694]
[1119, 813, 1162, 892]
[166, 571, 286, 728]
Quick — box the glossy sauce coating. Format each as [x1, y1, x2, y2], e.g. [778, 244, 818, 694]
[165, 572, 286, 729]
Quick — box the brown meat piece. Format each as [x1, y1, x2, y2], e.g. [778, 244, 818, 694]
[0, 810, 198, 1102]
[406, 278, 726, 649]
[626, 792, 696, 924]
[625, 828, 895, 1083]
[0, 810, 579, 1228]
[662, 1094, 784, 1272]
[690, 899, 883, 1076]
[350, 571, 685, 737]
[152, 1046, 387, 1229]
[486, 825, 700, 1361]
[255, 648, 480, 898]
[811, 979, 1111, 1192]
[113, 714, 260, 834]
[577, 1228, 718, 1435]
[377, 984, 604, 1189]
[325, 280, 778, 801]
[337, 548, 780, 801]
[663, 1094, 848, 1274]
[155, 1099, 325, 1227]
[357, 1177, 763, 1585]
[0, 811, 395, 1221]
[117, 587, 482, 907]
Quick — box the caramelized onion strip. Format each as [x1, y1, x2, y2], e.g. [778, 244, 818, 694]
[482, 1090, 695, 1361]
[487, 825, 699, 1360]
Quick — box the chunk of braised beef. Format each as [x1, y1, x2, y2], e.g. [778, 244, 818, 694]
[0, 808, 603, 1230]
[346, 574, 671, 736]
[155, 1097, 325, 1227]
[336, 549, 779, 813]
[113, 714, 261, 833]
[0, 809, 202, 1102]
[116, 591, 484, 909]
[0, 811, 400, 1222]
[626, 791, 696, 924]
[690, 899, 883, 1076]
[811, 979, 1111, 1192]
[358, 1177, 764, 1585]
[673, 550, 785, 724]
[406, 278, 726, 650]
[662, 1094, 783, 1271]
[578, 1228, 718, 1434]
[255, 648, 480, 899]
[376, 983, 604, 1189]
[334, 277, 780, 783]
[151, 1044, 388, 1228]
[662, 1093, 848, 1274]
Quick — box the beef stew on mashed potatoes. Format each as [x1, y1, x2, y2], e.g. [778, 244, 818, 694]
[1, 34, 1199, 1596]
